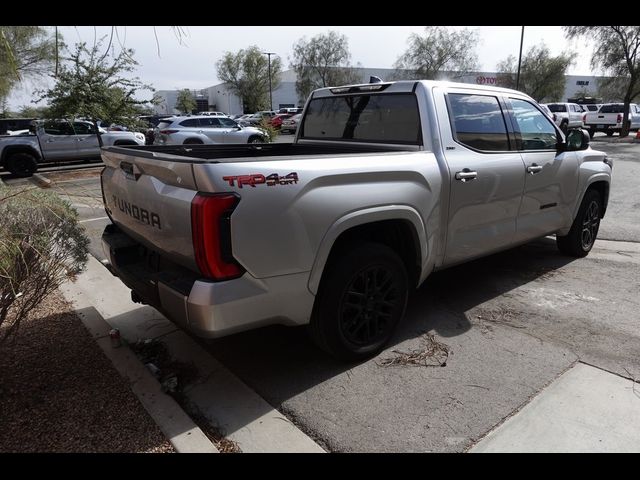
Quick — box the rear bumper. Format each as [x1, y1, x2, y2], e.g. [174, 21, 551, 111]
[101, 224, 315, 338]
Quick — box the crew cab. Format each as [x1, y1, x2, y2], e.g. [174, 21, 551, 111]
[583, 103, 640, 137]
[0, 120, 145, 176]
[100, 80, 612, 360]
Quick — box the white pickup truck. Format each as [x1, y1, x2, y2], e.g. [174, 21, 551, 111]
[0, 119, 145, 176]
[100, 80, 612, 360]
[583, 103, 640, 137]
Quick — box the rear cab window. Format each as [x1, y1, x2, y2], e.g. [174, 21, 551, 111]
[299, 93, 421, 145]
[547, 104, 567, 113]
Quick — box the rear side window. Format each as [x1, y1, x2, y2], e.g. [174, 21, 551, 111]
[448, 93, 510, 151]
[179, 119, 199, 127]
[301, 93, 420, 145]
[547, 104, 567, 112]
[199, 118, 222, 127]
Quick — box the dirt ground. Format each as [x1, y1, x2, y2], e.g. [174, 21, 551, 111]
[0, 294, 174, 453]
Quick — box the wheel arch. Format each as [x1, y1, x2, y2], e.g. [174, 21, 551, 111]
[1, 145, 41, 167]
[308, 206, 427, 295]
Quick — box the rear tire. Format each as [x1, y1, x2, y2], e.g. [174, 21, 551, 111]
[588, 129, 595, 139]
[248, 136, 264, 144]
[557, 189, 602, 257]
[606, 130, 614, 137]
[309, 243, 408, 361]
[7, 152, 37, 177]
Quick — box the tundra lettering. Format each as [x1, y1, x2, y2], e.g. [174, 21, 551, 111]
[112, 195, 161, 229]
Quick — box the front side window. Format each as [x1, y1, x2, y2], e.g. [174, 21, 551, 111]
[301, 93, 420, 144]
[73, 122, 96, 134]
[448, 93, 510, 151]
[510, 98, 558, 150]
[218, 117, 238, 127]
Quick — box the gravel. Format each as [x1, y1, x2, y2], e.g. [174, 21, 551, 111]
[0, 294, 175, 453]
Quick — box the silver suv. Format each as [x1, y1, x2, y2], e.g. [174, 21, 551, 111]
[154, 116, 268, 145]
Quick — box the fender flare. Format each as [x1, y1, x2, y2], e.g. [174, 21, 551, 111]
[307, 205, 427, 295]
[1, 145, 42, 166]
[572, 173, 610, 220]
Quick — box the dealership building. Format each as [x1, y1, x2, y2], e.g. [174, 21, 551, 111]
[152, 68, 604, 116]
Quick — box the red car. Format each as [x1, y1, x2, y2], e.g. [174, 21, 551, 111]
[270, 113, 292, 129]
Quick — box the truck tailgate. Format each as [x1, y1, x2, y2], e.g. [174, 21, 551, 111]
[101, 148, 200, 272]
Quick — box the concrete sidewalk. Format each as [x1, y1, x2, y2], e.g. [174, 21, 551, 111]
[62, 255, 324, 453]
[470, 363, 640, 452]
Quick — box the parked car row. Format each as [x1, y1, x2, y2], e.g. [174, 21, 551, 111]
[543, 102, 640, 135]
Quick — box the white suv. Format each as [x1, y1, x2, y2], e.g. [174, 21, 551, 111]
[154, 115, 268, 145]
[544, 103, 584, 132]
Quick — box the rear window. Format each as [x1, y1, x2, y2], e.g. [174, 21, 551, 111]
[547, 104, 567, 112]
[599, 104, 624, 113]
[300, 93, 420, 145]
[157, 121, 173, 130]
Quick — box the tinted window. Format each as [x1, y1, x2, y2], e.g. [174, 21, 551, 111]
[586, 105, 599, 111]
[218, 118, 238, 127]
[448, 93, 509, 151]
[44, 121, 74, 135]
[600, 104, 624, 113]
[73, 122, 96, 134]
[179, 119, 199, 127]
[547, 104, 567, 113]
[510, 99, 558, 150]
[199, 118, 222, 127]
[301, 93, 420, 144]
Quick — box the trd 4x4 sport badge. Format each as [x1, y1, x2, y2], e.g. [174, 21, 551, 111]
[222, 172, 299, 188]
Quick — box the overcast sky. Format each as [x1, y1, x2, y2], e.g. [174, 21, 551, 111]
[7, 25, 595, 109]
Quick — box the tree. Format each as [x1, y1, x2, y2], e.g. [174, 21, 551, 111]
[0, 26, 58, 107]
[37, 39, 154, 144]
[175, 89, 196, 114]
[216, 46, 282, 113]
[496, 44, 574, 102]
[394, 26, 479, 80]
[290, 31, 360, 103]
[565, 26, 640, 137]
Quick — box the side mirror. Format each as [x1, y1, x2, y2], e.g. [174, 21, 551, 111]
[566, 128, 590, 151]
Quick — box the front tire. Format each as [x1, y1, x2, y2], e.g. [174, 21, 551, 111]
[557, 189, 602, 257]
[248, 136, 264, 144]
[7, 152, 37, 177]
[309, 243, 408, 361]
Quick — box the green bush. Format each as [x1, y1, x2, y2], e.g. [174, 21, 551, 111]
[0, 186, 89, 342]
[257, 118, 279, 143]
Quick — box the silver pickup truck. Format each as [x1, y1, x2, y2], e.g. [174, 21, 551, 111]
[0, 120, 145, 176]
[100, 80, 612, 360]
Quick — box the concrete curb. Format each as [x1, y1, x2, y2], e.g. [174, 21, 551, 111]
[60, 284, 218, 454]
[63, 255, 325, 453]
[31, 173, 52, 188]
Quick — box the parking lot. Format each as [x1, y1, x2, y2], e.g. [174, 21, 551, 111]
[3, 138, 639, 452]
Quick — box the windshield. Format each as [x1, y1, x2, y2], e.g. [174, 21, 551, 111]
[300, 93, 420, 144]
[547, 104, 567, 112]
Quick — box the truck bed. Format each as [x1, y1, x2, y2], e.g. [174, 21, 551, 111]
[103, 142, 417, 163]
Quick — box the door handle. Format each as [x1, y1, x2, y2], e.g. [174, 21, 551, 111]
[527, 164, 543, 174]
[455, 169, 478, 182]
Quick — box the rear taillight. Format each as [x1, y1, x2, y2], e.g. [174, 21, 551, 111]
[583, 114, 587, 123]
[617, 114, 622, 124]
[191, 193, 244, 280]
[159, 129, 179, 134]
[553, 113, 557, 121]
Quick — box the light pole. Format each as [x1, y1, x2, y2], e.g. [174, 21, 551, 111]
[516, 26, 525, 90]
[262, 52, 276, 111]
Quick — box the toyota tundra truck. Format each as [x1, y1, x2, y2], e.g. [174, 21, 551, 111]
[100, 80, 612, 360]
